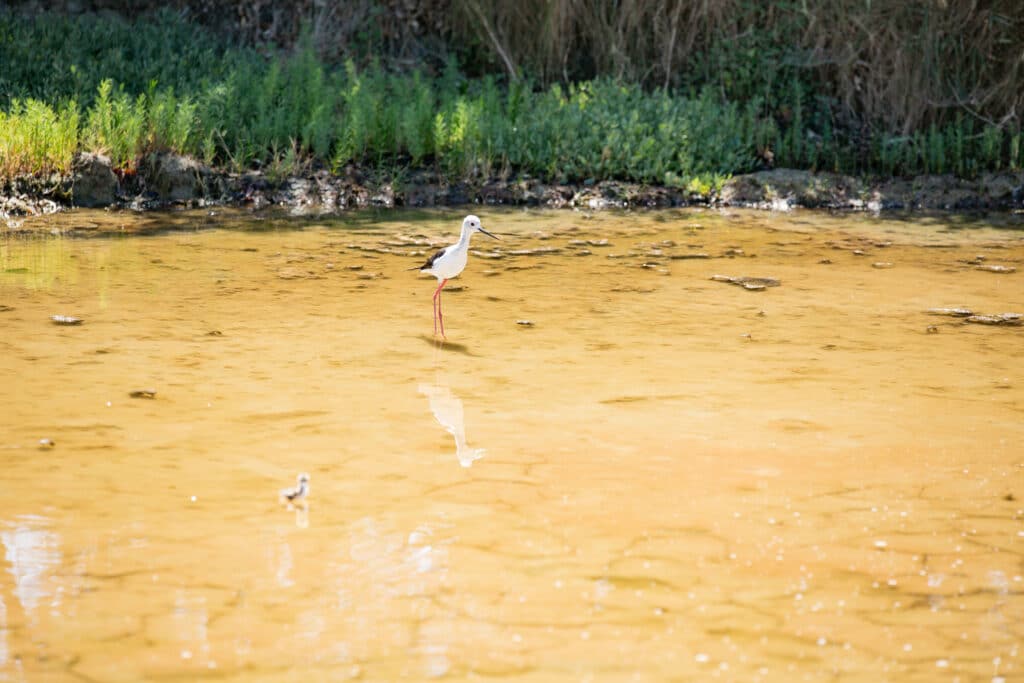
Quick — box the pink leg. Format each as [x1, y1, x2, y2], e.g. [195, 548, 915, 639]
[438, 288, 445, 338]
[431, 289, 438, 335]
[432, 278, 448, 338]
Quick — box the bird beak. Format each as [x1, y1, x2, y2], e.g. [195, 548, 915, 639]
[479, 227, 500, 240]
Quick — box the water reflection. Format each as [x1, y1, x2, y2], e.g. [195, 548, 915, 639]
[0, 593, 7, 668]
[419, 381, 486, 467]
[276, 503, 310, 528]
[172, 589, 211, 664]
[273, 534, 295, 588]
[293, 504, 309, 529]
[2, 516, 61, 618]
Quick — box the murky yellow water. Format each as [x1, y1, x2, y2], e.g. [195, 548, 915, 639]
[1, 207, 1023, 682]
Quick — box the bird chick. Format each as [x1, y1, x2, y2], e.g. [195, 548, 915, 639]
[280, 472, 310, 502]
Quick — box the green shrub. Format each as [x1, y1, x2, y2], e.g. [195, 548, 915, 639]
[83, 80, 147, 169]
[0, 9, 1020, 184]
[0, 99, 79, 176]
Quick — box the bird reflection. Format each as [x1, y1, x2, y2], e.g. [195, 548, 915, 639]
[418, 382, 485, 467]
[1, 517, 61, 616]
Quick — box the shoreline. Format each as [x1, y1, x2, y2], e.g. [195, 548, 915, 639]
[3, 152, 1023, 226]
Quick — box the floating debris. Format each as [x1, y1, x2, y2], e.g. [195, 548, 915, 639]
[670, 253, 711, 260]
[0, 305, 13, 312]
[959, 256, 986, 265]
[818, 259, 832, 265]
[872, 262, 894, 269]
[926, 325, 939, 334]
[516, 320, 534, 326]
[965, 313, 1022, 326]
[129, 389, 157, 399]
[927, 307, 973, 317]
[722, 247, 745, 257]
[711, 275, 781, 291]
[976, 264, 1016, 274]
[38, 438, 55, 449]
[51, 315, 83, 325]
[206, 330, 223, 336]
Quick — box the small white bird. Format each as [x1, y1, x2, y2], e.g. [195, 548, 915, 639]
[280, 473, 310, 503]
[412, 214, 499, 337]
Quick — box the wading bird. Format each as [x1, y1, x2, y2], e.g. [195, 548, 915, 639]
[412, 214, 499, 337]
[279, 473, 310, 503]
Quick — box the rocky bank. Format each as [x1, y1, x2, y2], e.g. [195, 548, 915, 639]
[2, 152, 1023, 222]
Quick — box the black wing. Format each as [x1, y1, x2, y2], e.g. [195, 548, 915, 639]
[410, 246, 448, 271]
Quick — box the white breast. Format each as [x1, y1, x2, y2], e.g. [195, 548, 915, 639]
[430, 246, 469, 279]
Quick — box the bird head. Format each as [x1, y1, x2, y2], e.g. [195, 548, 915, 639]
[463, 214, 499, 240]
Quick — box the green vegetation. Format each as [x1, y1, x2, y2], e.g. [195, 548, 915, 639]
[0, 6, 1021, 191]
[0, 98, 79, 177]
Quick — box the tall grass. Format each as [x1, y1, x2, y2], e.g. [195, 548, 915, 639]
[80, 80, 199, 170]
[0, 99, 79, 177]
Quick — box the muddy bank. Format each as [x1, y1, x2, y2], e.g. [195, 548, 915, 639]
[2, 152, 1023, 223]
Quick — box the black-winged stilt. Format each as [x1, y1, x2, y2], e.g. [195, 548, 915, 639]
[412, 214, 499, 337]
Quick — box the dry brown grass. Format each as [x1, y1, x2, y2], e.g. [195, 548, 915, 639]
[448, 0, 1023, 136]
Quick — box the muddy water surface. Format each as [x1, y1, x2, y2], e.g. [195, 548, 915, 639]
[1, 208, 1023, 682]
